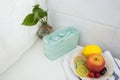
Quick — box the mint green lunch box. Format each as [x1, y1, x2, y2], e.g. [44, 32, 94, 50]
[43, 27, 79, 60]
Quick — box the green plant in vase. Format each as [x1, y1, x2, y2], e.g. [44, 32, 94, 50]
[22, 4, 53, 39]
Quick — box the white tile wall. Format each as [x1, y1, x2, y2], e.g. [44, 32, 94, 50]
[47, 0, 120, 29]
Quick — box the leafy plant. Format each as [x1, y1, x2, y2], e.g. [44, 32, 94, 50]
[22, 4, 48, 26]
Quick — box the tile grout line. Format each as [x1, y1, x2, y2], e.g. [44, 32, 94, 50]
[48, 9, 120, 30]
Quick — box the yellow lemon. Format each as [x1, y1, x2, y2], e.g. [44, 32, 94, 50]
[82, 44, 102, 57]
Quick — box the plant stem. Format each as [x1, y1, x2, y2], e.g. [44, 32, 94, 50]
[39, 16, 47, 25]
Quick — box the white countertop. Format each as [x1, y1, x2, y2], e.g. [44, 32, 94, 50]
[0, 40, 119, 80]
[0, 40, 66, 80]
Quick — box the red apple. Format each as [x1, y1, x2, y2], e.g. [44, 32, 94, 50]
[86, 54, 105, 72]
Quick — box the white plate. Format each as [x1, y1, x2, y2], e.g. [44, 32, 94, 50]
[70, 48, 114, 80]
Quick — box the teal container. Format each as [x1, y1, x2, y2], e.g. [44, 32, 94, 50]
[43, 27, 79, 60]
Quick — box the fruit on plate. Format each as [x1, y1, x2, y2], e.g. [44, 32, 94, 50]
[87, 67, 107, 78]
[76, 60, 85, 68]
[82, 44, 102, 57]
[74, 55, 86, 68]
[74, 55, 85, 64]
[99, 67, 107, 75]
[94, 72, 101, 78]
[71, 44, 113, 79]
[87, 72, 94, 78]
[86, 54, 105, 72]
[76, 65, 89, 77]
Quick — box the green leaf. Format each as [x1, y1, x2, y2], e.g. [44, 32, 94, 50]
[44, 11, 48, 17]
[22, 4, 48, 26]
[33, 4, 39, 8]
[32, 6, 40, 14]
[33, 7, 41, 20]
[22, 14, 39, 26]
[32, 5, 46, 18]
[32, 6, 45, 18]
[38, 9, 46, 18]
[34, 12, 40, 20]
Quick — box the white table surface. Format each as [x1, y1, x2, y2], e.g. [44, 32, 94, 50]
[0, 40, 66, 80]
[0, 40, 119, 80]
